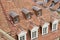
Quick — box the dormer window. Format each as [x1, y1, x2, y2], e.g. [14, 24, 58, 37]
[31, 26, 39, 40]
[20, 36, 25, 40]
[32, 6, 42, 16]
[32, 31, 36, 38]
[42, 23, 49, 35]
[9, 11, 19, 24]
[57, 6, 60, 12]
[21, 8, 31, 19]
[18, 31, 27, 40]
[52, 20, 59, 31]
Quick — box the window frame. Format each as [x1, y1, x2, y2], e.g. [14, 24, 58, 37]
[42, 23, 49, 35]
[37, 10, 42, 16]
[20, 35, 25, 40]
[31, 31, 37, 39]
[25, 13, 31, 19]
[18, 31, 27, 40]
[13, 16, 19, 23]
[31, 26, 39, 40]
[52, 20, 59, 31]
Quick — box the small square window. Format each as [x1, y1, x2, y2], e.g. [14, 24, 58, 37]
[26, 13, 31, 19]
[37, 11, 42, 16]
[20, 36, 25, 40]
[14, 17, 19, 23]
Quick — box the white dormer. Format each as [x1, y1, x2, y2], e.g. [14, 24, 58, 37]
[31, 25, 39, 40]
[52, 19, 59, 31]
[42, 22, 49, 35]
[18, 31, 27, 40]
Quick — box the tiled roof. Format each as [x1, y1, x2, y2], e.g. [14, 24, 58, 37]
[0, 0, 60, 40]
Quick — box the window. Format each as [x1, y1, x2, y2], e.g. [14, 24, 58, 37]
[31, 26, 39, 40]
[32, 31, 36, 38]
[52, 20, 59, 31]
[14, 17, 19, 23]
[52, 23, 57, 31]
[20, 36, 25, 40]
[18, 31, 26, 40]
[43, 27, 47, 34]
[53, 24, 56, 30]
[26, 13, 31, 19]
[42, 23, 49, 35]
[37, 10, 42, 16]
[42, 27, 48, 35]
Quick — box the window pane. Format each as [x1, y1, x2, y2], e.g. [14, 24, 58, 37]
[43, 27, 47, 34]
[20, 36, 25, 40]
[53, 24, 57, 31]
[14, 17, 19, 23]
[26, 14, 31, 19]
[32, 31, 36, 38]
[37, 11, 42, 16]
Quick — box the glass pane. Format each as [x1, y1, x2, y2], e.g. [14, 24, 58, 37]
[53, 24, 56, 30]
[37, 11, 42, 16]
[32, 31, 36, 38]
[14, 17, 19, 23]
[20, 36, 25, 40]
[26, 14, 31, 19]
[43, 27, 47, 34]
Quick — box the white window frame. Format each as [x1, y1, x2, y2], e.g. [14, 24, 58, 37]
[42, 22, 49, 35]
[31, 26, 39, 40]
[18, 31, 27, 40]
[52, 19, 59, 31]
